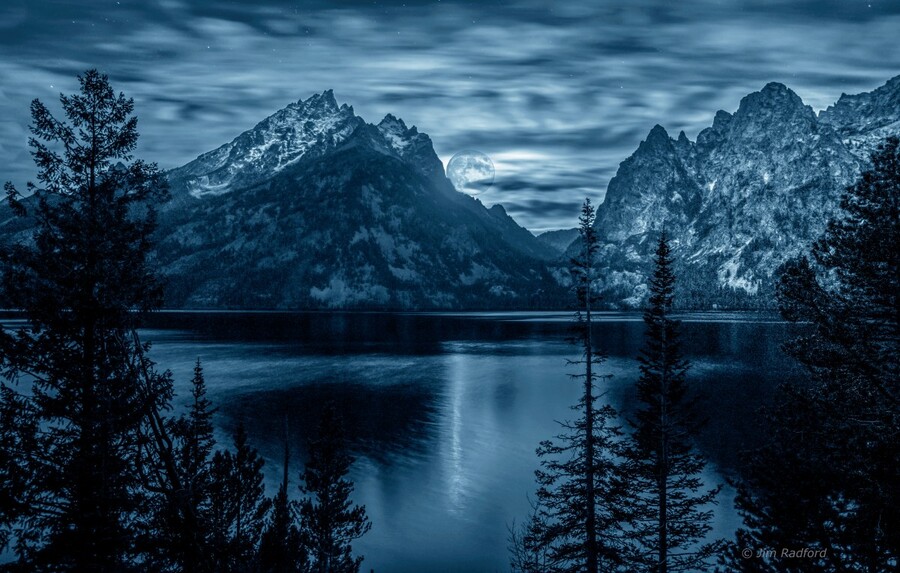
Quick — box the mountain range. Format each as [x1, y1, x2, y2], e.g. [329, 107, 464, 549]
[1, 77, 897, 309]
[579, 75, 898, 308]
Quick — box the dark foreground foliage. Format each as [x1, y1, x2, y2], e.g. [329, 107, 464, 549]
[511, 199, 629, 573]
[0, 71, 370, 573]
[0, 68, 169, 571]
[720, 138, 899, 572]
[512, 211, 723, 573]
[622, 233, 721, 573]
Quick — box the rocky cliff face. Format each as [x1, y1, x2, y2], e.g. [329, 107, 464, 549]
[819, 75, 900, 160]
[2, 79, 895, 310]
[167, 91, 362, 197]
[581, 76, 898, 308]
[157, 92, 560, 309]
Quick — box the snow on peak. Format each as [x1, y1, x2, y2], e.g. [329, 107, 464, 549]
[377, 113, 423, 155]
[168, 93, 447, 197]
[172, 90, 364, 197]
[372, 113, 445, 180]
[378, 113, 408, 132]
[301, 89, 339, 112]
[293, 90, 357, 119]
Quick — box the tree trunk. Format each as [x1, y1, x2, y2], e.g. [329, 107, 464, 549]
[658, 321, 669, 573]
[585, 290, 598, 573]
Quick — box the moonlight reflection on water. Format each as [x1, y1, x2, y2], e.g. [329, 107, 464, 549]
[130, 311, 801, 573]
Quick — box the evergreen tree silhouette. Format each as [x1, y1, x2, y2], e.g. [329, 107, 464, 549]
[299, 405, 371, 573]
[146, 359, 218, 571]
[0, 69, 169, 571]
[622, 232, 721, 572]
[177, 360, 217, 494]
[722, 137, 899, 571]
[207, 424, 271, 573]
[259, 417, 306, 573]
[512, 198, 628, 573]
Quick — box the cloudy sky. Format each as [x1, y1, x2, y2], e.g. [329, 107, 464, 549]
[1, 0, 898, 232]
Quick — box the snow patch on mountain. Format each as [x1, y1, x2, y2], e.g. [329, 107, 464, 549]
[169, 90, 364, 197]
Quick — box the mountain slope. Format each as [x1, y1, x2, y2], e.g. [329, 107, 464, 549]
[537, 228, 579, 255]
[3, 79, 895, 311]
[584, 76, 899, 308]
[157, 92, 560, 309]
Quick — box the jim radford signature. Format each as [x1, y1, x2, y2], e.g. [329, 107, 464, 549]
[741, 547, 828, 559]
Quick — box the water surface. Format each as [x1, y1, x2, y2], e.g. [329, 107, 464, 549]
[140, 311, 803, 573]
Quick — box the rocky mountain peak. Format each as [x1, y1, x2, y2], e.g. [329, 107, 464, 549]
[167, 92, 454, 197]
[712, 110, 733, 131]
[378, 113, 408, 132]
[594, 122, 701, 244]
[818, 75, 900, 159]
[269, 90, 356, 130]
[300, 89, 339, 112]
[167, 90, 366, 197]
[587, 77, 897, 309]
[489, 203, 506, 213]
[377, 113, 416, 152]
[696, 110, 733, 151]
[734, 82, 815, 124]
[152, 96, 559, 309]
[885, 74, 900, 93]
[642, 124, 673, 149]
[629, 124, 679, 162]
[376, 113, 445, 182]
[695, 82, 823, 159]
[674, 130, 693, 158]
[823, 75, 900, 123]
[287, 89, 357, 121]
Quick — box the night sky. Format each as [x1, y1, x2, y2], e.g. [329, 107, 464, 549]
[1, 0, 898, 232]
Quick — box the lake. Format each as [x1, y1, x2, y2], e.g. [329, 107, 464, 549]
[138, 310, 804, 573]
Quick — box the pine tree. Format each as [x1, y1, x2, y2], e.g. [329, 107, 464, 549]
[233, 424, 271, 571]
[207, 424, 271, 573]
[508, 499, 554, 573]
[177, 359, 216, 494]
[299, 405, 371, 573]
[0, 69, 168, 571]
[722, 137, 899, 571]
[146, 359, 218, 571]
[513, 199, 627, 573]
[259, 418, 306, 573]
[208, 449, 237, 571]
[574, 197, 603, 573]
[622, 232, 721, 573]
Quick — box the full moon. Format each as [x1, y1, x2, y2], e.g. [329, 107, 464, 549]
[446, 150, 495, 195]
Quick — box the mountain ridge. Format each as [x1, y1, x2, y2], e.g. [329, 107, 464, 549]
[578, 75, 898, 308]
[1, 78, 896, 310]
[155, 91, 561, 309]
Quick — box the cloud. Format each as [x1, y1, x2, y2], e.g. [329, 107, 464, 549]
[1, 0, 898, 230]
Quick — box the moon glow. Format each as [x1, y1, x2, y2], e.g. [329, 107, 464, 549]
[446, 150, 495, 195]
